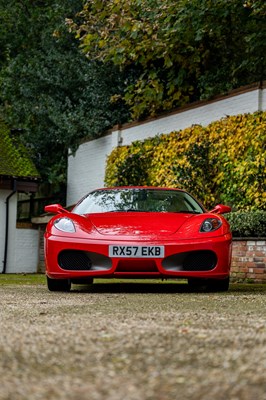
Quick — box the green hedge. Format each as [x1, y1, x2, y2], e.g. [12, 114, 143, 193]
[227, 211, 266, 238]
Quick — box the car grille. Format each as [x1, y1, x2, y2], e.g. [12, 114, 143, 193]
[58, 250, 112, 271]
[162, 250, 217, 272]
[58, 250, 92, 270]
[183, 250, 217, 271]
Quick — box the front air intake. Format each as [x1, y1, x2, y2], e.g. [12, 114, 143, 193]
[58, 250, 92, 270]
[162, 250, 217, 272]
[183, 250, 217, 271]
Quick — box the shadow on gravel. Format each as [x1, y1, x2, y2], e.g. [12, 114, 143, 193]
[73, 282, 190, 294]
[71, 281, 266, 294]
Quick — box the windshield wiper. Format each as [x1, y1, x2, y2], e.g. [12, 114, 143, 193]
[173, 210, 201, 214]
[105, 209, 139, 212]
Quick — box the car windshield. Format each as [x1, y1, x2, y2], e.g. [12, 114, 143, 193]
[72, 188, 204, 215]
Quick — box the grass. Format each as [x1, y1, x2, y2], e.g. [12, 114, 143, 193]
[0, 273, 46, 285]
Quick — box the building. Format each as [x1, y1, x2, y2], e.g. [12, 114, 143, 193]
[0, 120, 40, 273]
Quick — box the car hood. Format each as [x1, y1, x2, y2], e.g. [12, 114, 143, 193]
[87, 212, 195, 237]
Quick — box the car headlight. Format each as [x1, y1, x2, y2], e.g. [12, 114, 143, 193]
[200, 218, 222, 232]
[54, 218, 76, 233]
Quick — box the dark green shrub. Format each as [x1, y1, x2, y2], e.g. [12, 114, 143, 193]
[226, 211, 266, 238]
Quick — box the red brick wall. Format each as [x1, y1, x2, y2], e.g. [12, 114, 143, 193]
[231, 239, 266, 283]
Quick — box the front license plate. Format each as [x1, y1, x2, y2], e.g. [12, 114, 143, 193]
[109, 245, 165, 258]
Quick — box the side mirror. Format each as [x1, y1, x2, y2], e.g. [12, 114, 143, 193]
[44, 204, 68, 214]
[209, 204, 231, 214]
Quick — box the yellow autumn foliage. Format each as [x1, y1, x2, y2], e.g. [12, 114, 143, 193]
[105, 112, 266, 210]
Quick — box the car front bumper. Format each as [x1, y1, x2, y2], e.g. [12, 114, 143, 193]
[45, 233, 232, 281]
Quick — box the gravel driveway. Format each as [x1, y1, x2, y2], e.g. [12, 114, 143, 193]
[0, 280, 265, 400]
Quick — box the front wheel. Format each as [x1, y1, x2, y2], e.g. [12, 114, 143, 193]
[47, 276, 71, 292]
[206, 277, 230, 292]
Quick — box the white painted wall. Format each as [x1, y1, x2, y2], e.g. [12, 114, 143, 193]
[0, 189, 39, 273]
[117, 89, 261, 146]
[0, 190, 7, 271]
[67, 134, 113, 205]
[13, 228, 39, 273]
[67, 85, 266, 206]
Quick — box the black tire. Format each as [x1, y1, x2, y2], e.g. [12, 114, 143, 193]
[206, 277, 230, 292]
[47, 276, 71, 292]
[188, 277, 230, 292]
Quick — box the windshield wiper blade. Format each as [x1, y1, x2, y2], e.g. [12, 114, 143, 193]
[106, 209, 139, 212]
[173, 210, 201, 214]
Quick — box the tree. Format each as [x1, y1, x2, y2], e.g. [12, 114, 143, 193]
[0, 0, 129, 189]
[71, 0, 266, 119]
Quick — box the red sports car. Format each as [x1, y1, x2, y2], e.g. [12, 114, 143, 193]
[44, 187, 232, 292]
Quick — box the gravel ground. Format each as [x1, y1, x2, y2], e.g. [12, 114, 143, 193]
[0, 281, 265, 400]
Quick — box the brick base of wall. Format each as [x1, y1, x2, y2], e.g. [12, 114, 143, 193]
[231, 239, 266, 283]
